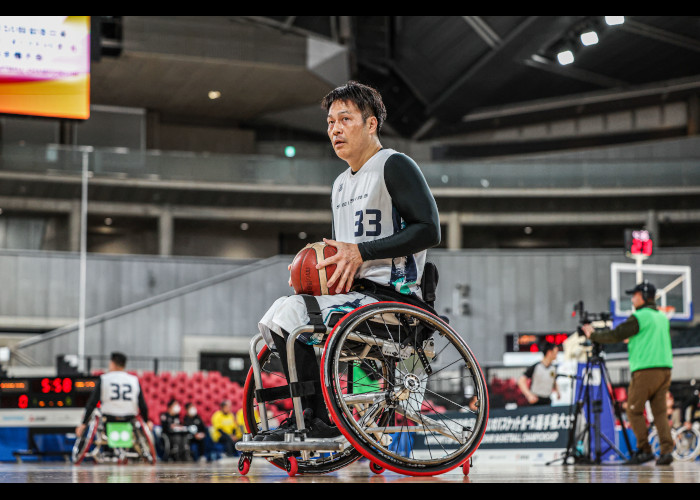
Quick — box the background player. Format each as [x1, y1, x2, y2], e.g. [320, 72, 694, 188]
[75, 351, 153, 439]
[256, 80, 441, 441]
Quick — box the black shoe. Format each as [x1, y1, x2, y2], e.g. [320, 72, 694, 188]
[262, 415, 297, 442]
[625, 450, 655, 465]
[305, 417, 341, 439]
[656, 453, 673, 465]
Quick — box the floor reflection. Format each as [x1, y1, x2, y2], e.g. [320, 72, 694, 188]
[0, 457, 696, 484]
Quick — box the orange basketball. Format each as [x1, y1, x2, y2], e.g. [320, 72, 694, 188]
[290, 242, 339, 296]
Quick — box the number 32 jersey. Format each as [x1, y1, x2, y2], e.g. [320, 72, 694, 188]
[99, 370, 142, 417]
[331, 148, 439, 297]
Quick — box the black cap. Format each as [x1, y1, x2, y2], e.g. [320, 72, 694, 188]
[625, 280, 656, 299]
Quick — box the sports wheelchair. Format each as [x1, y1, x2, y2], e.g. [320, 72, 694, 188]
[71, 409, 157, 465]
[236, 272, 489, 477]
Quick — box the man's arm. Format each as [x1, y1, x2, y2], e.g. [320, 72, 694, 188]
[517, 364, 538, 404]
[137, 386, 149, 422]
[582, 315, 640, 344]
[81, 378, 101, 424]
[358, 153, 441, 260]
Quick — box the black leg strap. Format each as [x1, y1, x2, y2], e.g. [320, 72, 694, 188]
[255, 386, 292, 403]
[301, 294, 327, 333]
[254, 380, 322, 403]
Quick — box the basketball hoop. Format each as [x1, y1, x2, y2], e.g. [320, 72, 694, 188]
[658, 305, 676, 319]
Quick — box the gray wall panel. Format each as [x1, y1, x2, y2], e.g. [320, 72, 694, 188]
[11, 249, 700, 369]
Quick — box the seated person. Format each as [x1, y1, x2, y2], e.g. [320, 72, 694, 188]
[184, 402, 208, 462]
[160, 398, 190, 461]
[76, 352, 153, 442]
[210, 400, 240, 457]
[254, 81, 441, 441]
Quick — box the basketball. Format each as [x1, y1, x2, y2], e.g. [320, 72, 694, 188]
[290, 242, 339, 296]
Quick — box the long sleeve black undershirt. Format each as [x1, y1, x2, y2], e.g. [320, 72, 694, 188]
[333, 152, 440, 261]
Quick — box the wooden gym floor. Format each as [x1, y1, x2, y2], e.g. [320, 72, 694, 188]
[0, 456, 698, 486]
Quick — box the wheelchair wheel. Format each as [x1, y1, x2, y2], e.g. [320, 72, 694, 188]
[321, 301, 489, 476]
[242, 344, 362, 474]
[672, 426, 700, 461]
[133, 415, 157, 465]
[72, 414, 100, 465]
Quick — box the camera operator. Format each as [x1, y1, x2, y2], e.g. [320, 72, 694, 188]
[581, 280, 674, 466]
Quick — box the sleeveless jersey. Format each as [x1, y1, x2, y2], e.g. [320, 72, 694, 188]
[629, 307, 673, 372]
[331, 148, 426, 296]
[99, 370, 142, 417]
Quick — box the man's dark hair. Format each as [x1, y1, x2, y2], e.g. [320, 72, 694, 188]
[321, 80, 387, 135]
[110, 351, 127, 367]
[541, 342, 557, 356]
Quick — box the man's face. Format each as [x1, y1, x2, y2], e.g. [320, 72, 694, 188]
[631, 291, 645, 309]
[327, 99, 375, 163]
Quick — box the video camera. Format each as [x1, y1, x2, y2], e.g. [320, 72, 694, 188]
[572, 300, 611, 330]
[572, 300, 612, 355]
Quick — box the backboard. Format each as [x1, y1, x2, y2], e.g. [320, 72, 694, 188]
[610, 262, 693, 323]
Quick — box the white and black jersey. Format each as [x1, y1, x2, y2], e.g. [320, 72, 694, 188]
[257, 148, 440, 349]
[81, 370, 149, 424]
[523, 362, 557, 399]
[331, 148, 440, 297]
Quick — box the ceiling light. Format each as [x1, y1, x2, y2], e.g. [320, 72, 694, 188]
[580, 31, 599, 46]
[104, 217, 113, 226]
[605, 16, 625, 26]
[557, 50, 575, 65]
[208, 90, 221, 100]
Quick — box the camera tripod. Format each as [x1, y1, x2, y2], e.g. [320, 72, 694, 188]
[548, 343, 632, 465]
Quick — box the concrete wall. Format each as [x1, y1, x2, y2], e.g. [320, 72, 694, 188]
[10, 247, 699, 370]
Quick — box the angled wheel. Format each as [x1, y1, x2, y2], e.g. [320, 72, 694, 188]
[321, 301, 489, 476]
[369, 461, 385, 474]
[72, 414, 100, 465]
[238, 455, 251, 475]
[285, 455, 298, 477]
[242, 344, 362, 474]
[672, 426, 700, 461]
[133, 415, 157, 465]
[462, 458, 471, 475]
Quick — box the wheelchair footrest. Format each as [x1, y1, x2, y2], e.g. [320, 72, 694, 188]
[236, 438, 346, 454]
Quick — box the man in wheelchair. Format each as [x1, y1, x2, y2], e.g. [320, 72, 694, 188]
[255, 81, 441, 442]
[73, 352, 155, 463]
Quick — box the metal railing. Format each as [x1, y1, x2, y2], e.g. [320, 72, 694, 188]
[1, 143, 699, 191]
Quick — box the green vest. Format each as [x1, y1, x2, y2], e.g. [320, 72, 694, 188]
[628, 307, 673, 372]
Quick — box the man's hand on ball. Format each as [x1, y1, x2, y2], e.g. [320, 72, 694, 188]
[287, 263, 293, 288]
[317, 238, 363, 293]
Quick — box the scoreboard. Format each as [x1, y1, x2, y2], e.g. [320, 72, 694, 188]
[0, 376, 99, 428]
[505, 332, 571, 353]
[0, 377, 98, 409]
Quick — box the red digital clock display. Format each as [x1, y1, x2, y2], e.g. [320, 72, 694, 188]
[625, 228, 653, 257]
[38, 377, 73, 394]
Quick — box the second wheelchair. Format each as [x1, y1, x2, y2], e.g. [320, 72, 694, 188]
[71, 409, 157, 465]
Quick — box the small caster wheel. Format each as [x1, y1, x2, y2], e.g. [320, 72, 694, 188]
[369, 462, 385, 474]
[462, 458, 471, 476]
[238, 455, 251, 476]
[284, 455, 298, 477]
